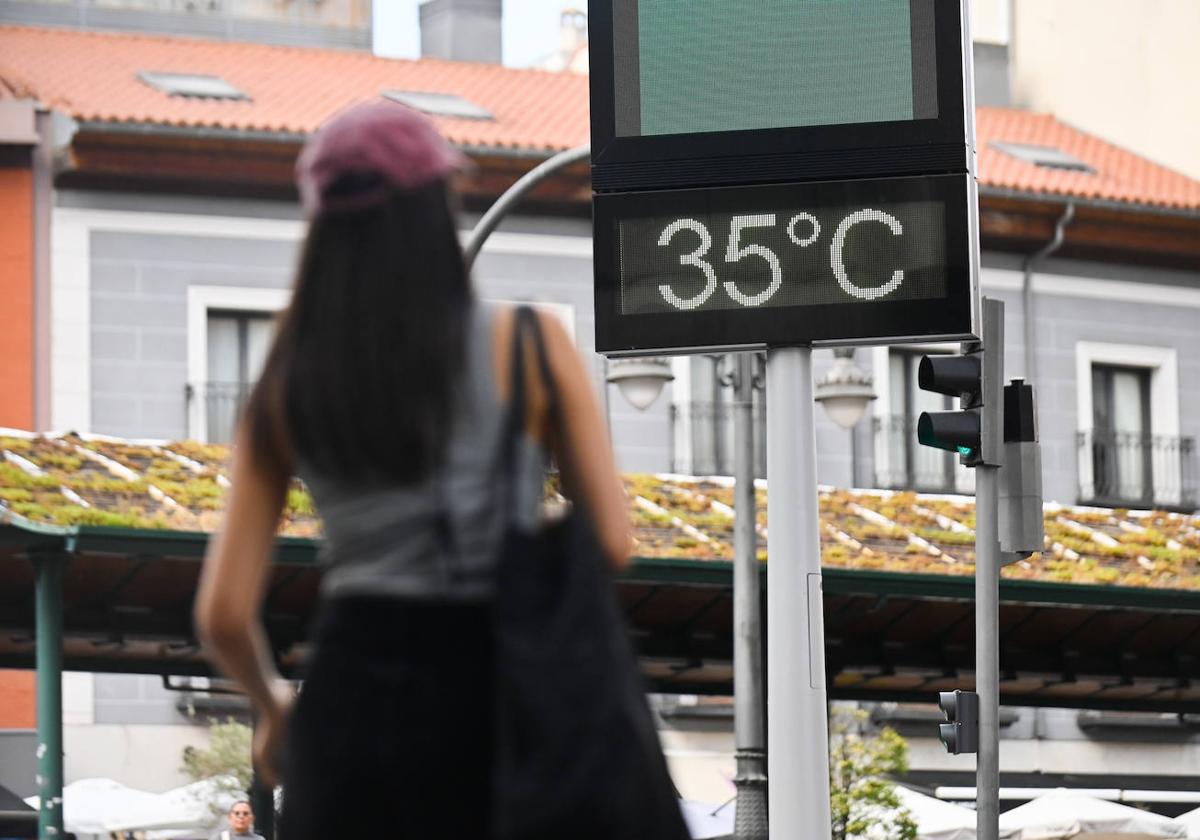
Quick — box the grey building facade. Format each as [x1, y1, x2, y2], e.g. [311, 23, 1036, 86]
[0, 0, 373, 50]
[58, 187, 1200, 509]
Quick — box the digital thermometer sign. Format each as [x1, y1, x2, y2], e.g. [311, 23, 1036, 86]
[590, 0, 973, 190]
[614, 0, 938, 137]
[595, 174, 976, 354]
[589, 0, 979, 353]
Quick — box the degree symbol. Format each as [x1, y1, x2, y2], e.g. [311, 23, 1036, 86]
[787, 213, 820, 248]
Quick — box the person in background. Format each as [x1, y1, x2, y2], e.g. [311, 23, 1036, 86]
[193, 101, 631, 837]
[210, 801, 263, 840]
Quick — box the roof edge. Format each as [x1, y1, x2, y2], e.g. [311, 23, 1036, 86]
[75, 119, 573, 160]
[0, 503, 76, 539]
[980, 185, 1200, 221]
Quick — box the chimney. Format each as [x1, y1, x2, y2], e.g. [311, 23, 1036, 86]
[972, 41, 1012, 107]
[419, 0, 502, 63]
[559, 9, 587, 57]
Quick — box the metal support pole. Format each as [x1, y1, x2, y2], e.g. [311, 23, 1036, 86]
[766, 347, 831, 840]
[732, 353, 767, 839]
[975, 463, 1000, 840]
[34, 554, 65, 839]
[461, 144, 590, 271]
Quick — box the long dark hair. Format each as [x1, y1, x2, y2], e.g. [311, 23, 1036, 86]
[246, 178, 472, 483]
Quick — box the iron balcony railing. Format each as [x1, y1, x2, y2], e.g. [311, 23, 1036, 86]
[873, 415, 974, 495]
[1077, 430, 1197, 510]
[669, 401, 767, 478]
[187, 381, 253, 444]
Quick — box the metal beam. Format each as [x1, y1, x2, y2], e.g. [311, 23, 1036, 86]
[34, 551, 66, 839]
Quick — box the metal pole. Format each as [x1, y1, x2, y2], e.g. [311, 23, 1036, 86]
[35, 553, 65, 839]
[766, 347, 831, 840]
[975, 463, 1000, 840]
[732, 353, 767, 839]
[461, 144, 590, 271]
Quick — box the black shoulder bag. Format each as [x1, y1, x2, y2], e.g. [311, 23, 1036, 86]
[492, 307, 690, 840]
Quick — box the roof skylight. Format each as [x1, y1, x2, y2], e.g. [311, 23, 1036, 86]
[137, 71, 249, 100]
[381, 89, 494, 121]
[991, 141, 1095, 173]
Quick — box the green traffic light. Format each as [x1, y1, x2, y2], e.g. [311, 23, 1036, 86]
[957, 446, 974, 457]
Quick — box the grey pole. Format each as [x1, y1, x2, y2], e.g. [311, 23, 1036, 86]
[975, 296, 1005, 840]
[732, 353, 767, 839]
[461, 144, 591, 271]
[975, 463, 1000, 840]
[766, 347, 832, 839]
[35, 552, 66, 839]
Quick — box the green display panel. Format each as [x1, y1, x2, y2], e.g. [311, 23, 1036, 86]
[613, 0, 938, 137]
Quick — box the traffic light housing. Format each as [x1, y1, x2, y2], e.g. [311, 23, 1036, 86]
[937, 690, 979, 755]
[1000, 378, 1044, 559]
[916, 297, 1004, 467]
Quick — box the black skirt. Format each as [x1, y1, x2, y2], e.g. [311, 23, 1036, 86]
[279, 596, 493, 839]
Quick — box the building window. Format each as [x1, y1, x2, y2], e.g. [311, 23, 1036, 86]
[874, 349, 973, 494]
[670, 355, 766, 477]
[187, 286, 289, 443]
[203, 311, 274, 444]
[1075, 343, 1194, 509]
[1088, 364, 1153, 505]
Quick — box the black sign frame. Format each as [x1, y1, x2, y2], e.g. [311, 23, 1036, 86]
[589, 0, 974, 191]
[594, 174, 978, 355]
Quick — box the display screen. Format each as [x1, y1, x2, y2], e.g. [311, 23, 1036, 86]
[613, 0, 938, 137]
[594, 174, 977, 354]
[620, 201, 945, 315]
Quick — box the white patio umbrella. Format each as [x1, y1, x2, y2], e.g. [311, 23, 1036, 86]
[895, 785, 978, 840]
[24, 778, 199, 837]
[998, 789, 1186, 839]
[679, 799, 734, 839]
[1172, 806, 1200, 840]
[144, 776, 246, 839]
[894, 785, 1022, 840]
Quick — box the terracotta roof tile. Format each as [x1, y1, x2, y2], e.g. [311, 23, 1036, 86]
[0, 24, 589, 153]
[1, 25, 1198, 210]
[976, 107, 1200, 210]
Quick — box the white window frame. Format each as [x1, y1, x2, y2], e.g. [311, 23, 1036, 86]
[187, 286, 290, 442]
[184, 291, 577, 443]
[1075, 342, 1181, 506]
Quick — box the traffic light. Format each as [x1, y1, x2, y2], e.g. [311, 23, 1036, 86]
[937, 690, 979, 754]
[916, 297, 1004, 467]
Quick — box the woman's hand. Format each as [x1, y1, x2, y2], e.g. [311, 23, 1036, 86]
[252, 681, 295, 788]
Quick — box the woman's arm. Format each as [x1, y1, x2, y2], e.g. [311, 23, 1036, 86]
[193, 420, 294, 782]
[534, 311, 633, 570]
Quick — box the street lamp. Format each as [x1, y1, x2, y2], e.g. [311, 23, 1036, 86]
[606, 357, 674, 410]
[814, 348, 877, 488]
[814, 347, 876, 430]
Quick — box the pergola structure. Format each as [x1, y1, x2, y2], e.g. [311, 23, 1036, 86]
[4, 430, 1200, 834]
[6, 513, 1200, 836]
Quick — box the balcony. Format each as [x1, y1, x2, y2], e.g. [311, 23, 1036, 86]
[669, 401, 766, 478]
[187, 381, 252, 444]
[1077, 430, 1197, 510]
[873, 415, 974, 495]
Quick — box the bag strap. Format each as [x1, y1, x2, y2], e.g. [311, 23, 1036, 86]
[504, 305, 533, 452]
[501, 306, 559, 523]
[520, 308, 560, 428]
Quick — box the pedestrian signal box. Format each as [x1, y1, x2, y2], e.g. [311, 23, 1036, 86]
[938, 690, 979, 755]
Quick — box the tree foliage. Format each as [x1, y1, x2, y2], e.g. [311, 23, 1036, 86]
[829, 707, 918, 840]
[181, 717, 252, 817]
